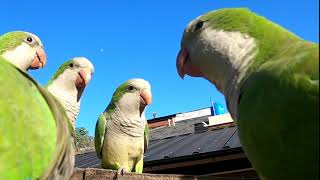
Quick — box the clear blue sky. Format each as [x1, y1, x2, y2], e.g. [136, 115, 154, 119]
[1, 1, 318, 136]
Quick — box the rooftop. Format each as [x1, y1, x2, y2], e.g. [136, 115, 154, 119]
[74, 110, 258, 178]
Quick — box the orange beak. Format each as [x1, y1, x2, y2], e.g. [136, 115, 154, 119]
[176, 48, 203, 79]
[176, 48, 188, 79]
[76, 68, 92, 88]
[30, 47, 47, 69]
[140, 89, 152, 106]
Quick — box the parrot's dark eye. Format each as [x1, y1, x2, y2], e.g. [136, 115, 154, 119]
[128, 86, 134, 91]
[193, 21, 204, 32]
[69, 63, 74, 67]
[25, 37, 34, 44]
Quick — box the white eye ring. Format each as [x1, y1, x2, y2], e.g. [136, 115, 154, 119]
[25, 36, 35, 45]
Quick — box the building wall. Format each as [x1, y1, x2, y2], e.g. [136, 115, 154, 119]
[148, 120, 169, 129]
[175, 108, 212, 122]
[148, 107, 212, 129]
[208, 113, 233, 126]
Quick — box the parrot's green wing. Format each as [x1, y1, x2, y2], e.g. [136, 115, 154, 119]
[36, 85, 75, 180]
[95, 113, 107, 159]
[238, 41, 319, 180]
[0, 59, 74, 179]
[144, 123, 150, 152]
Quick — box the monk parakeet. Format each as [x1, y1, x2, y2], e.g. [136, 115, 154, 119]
[0, 31, 46, 71]
[176, 8, 319, 180]
[95, 78, 152, 174]
[0, 58, 75, 179]
[46, 57, 94, 127]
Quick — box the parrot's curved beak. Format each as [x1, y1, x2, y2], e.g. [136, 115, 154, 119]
[139, 89, 152, 117]
[29, 47, 47, 69]
[176, 48, 203, 79]
[176, 48, 188, 79]
[76, 68, 92, 88]
[140, 89, 152, 106]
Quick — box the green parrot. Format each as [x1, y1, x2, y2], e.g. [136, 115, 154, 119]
[176, 8, 319, 180]
[0, 57, 75, 179]
[0, 31, 46, 71]
[95, 78, 152, 175]
[46, 57, 94, 128]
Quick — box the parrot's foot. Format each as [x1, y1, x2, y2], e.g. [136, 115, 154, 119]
[115, 167, 129, 179]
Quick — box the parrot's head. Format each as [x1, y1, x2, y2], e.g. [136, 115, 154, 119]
[109, 78, 152, 117]
[176, 8, 260, 93]
[47, 57, 94, 95]
[46, 57, 94, 126]
[0, 31, 47, 71]
[71, 57, 95, 88]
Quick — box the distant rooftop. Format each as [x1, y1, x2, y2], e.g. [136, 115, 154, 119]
[75, 107, 256, 178]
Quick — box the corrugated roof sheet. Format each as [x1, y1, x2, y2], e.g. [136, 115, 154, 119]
[145, 126, 240, 162]
[75, 125, 241, 168]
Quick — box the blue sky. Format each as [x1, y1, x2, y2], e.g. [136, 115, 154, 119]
[1, 1, 318, 135]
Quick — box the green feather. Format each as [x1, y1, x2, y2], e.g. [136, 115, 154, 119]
[0, 58, 75, 179]
[180, 8, 319, 180]
[46, 59, 73, 87]
[95, 82, 131, 159]
[95, 82, 129, 159]
[94, 79, 150, 174]
[105, 82, 130, 114]
[238, 41, 319, 180]
[144, 123, 150, 152]
[0, 59, 56, 179]
[94, 114, 107, 159]
[0, 31, 38, 54]
[199, 8, 301, 73]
